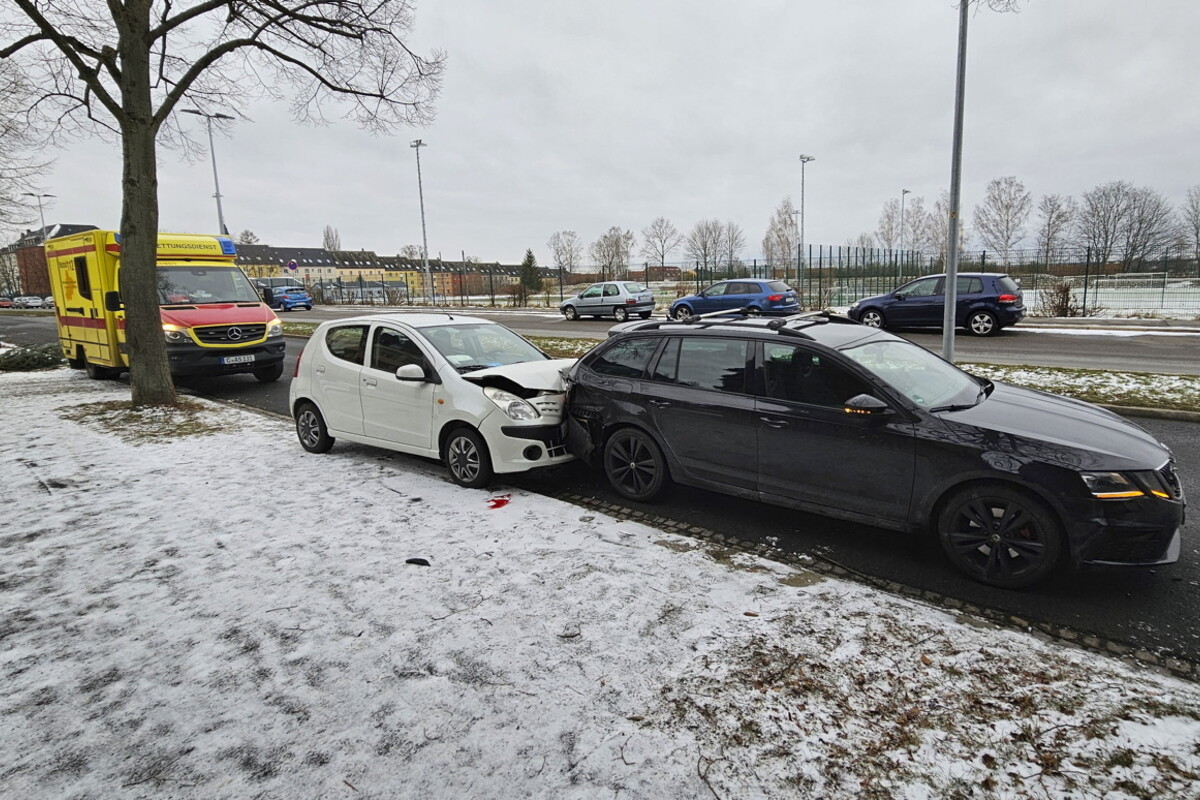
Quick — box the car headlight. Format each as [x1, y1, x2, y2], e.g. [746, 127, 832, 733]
[483, 386, 540, 421]
[850, 301, 860, 309]
[267, 321, 283, 338]
[163, 326, 190, 343]
[1080, 471, 1145, 500]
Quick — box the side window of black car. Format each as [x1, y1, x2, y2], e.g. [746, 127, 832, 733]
[588, 337, 659, 378]
[670, 338, 749, 393]
[762, 343, 869, 408]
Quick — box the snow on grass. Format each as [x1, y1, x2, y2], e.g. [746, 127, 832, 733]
[963, 364, 1200, 412]
[1, 369, 1198, 798]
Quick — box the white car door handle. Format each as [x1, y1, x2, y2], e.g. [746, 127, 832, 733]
[314, 365, 325, 374]
[363, 377, 378, 387]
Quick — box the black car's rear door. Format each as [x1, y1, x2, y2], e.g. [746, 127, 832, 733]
[755, 342, 916, 524]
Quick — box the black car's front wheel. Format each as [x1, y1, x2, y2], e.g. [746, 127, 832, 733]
[603, 428, 667, 502]
[936, 484, 1064, 589]
[860, 309, 886, 329]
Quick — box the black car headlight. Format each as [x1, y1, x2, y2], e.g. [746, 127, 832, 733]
[1080, 471, 1145, 500]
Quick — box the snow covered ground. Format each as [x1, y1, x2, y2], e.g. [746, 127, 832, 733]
[2, 368, 1199, 799]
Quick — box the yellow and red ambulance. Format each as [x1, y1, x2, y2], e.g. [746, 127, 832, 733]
[45, 230, 286, 381]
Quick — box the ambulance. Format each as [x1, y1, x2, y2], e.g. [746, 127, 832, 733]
[45, 230, 286, 381]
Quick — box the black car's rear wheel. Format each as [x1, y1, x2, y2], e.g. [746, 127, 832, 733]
[966, 310, 999, 336]
[936, 484, 1063, 589]
[603, 428, 667, 502]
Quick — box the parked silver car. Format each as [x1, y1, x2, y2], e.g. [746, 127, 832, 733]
[560, 281, 655, 322]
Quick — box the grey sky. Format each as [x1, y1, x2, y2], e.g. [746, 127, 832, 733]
[31, 0, 1200, 267]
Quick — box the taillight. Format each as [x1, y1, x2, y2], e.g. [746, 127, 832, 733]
[292, 349, 303, 378]
[998, 294, 1018, 304]
[626, 298, 637, 304]
[767, 294, 784, 302]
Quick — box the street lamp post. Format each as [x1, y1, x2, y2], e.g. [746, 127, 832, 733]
[22, 193, 55, 238]
[181, 109, 235, 235]
[410, 139, 433, 305]
[798, 153, 815, 274]
[899, 188, 911, 282]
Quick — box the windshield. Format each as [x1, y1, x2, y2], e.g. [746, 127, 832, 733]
[158, 266, 262, 305]
[423, 323, 547, 373]
[840, 339, 983, 410]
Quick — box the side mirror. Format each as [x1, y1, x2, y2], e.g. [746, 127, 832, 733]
[395, 364, 427, 381]
[843, 394, 890, 416]
[104, 291, 123, 312]
[892, 292, 905, 300]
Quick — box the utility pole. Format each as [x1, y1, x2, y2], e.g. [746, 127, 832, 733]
[411, 139, 434, 305]
[942, 1, 969, 362]
[181, 109, 235, 235]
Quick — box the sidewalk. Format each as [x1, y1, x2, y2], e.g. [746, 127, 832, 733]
[2, 368, 1199, 798]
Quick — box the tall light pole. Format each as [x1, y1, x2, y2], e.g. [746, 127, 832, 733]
[899, 188, 911, 281]
[22, 192, 55, 238]
[798, 154, 815, 273]
[181, 109, 235, 235]
[410, 139, 433, 305]
[942, 0, 970, 362]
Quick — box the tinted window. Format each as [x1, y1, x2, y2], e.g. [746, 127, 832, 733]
[74, 256, 93, 300]
[762, 343, 870, 408]
[704, 283, 728, 297]
[370, 328, 424, 372]
[996, 276, 1021, 294]
[589, 337, 659, 378]
[900, 277, 941, 298]
[326, 325, 369, 365]
[672, 338, 748, 393]
[650, 338, 679, 382]
[766, 281, 791, 293]
[602, 284, 619, 297]
[956, 277, 984, 294]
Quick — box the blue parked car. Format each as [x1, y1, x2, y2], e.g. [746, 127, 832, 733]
[847, 272, 1024, 336]
[669, 279, 799, 321]
[268, 285, 314, 312]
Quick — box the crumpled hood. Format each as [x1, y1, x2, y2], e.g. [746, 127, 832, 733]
[462, 358, 577, 391]
[159, 304, 277, 328]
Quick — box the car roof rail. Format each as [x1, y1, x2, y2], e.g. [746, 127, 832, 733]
[611, 308, 864, 339]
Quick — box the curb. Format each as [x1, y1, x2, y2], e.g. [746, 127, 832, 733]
[1104, 404, 1200, 423]
[555, 492, 1200, 685]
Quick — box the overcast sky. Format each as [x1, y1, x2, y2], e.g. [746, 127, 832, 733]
[27, 0, 1200, 267]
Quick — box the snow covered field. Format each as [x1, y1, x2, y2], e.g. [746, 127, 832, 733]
[2, 368, 1199, 799]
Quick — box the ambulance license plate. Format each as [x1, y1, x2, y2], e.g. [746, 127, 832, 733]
[222, 354, 255, 365]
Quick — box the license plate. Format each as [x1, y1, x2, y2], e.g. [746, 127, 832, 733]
[222, 354, 255, 365]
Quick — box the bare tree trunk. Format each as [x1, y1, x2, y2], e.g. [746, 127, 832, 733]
[118, 5, 175, 406]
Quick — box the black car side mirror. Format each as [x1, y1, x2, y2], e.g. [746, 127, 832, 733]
[843, 394, 890, 416]
[892, 292, 905, 300]
[104, 291, 123, 312]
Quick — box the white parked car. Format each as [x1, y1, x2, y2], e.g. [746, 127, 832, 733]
[289, 313, 576, 487]
[14, 295, 43, 308]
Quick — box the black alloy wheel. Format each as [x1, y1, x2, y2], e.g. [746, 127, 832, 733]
[936, 484, 1063, 589]
[444, 426, 493, 489]
[603, 428, 667, 502]
[613, 306, 629, 322]
[295, 401, 334, 453]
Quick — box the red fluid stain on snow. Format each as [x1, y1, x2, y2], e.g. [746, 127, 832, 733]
[487, 494, 512, 509]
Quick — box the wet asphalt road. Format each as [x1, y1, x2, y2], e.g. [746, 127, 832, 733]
[4, 310, 1199, 664]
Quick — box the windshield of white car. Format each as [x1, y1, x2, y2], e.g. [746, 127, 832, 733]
[423, 324, 548, 373]
[156, 266, 262, 305]
[840, 339, 983, 411]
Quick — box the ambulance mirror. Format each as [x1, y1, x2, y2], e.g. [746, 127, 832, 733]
[104, 291, 123, 312]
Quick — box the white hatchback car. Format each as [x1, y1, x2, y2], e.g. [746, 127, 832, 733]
[289, 313, 576, 487]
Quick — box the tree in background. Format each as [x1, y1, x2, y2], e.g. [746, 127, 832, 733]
[589, 227, 635, 281]
[1035, 194, 1077, 265]
[1117, 186, 1177, 268]
[685, 219, 723, 275]
[1183, 185, 1200, 264]
[761, 198, 798, 272]
[639, 217, 683, 267]
[547, 230, 583, 275]
[1, 1, 444, 406]
[399, 244, 423, 259]
[720, 221, 746, 269]
[973, 176, 1032, 264]
[1074, 181, 1133, 265]
[516, 248, 541, 304]
[930, 191, 968, 264]
[0, 61, 47, 229]
[236, 230, 260, 246]
[846, 233, 875, 251]
[323, 226, 341, 251]
[902, 195, 935, 255]
[875, 198, 901, 251]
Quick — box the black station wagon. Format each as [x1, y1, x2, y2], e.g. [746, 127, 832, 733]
[565, 312, 1184, 588]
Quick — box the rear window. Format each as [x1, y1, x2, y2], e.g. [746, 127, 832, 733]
[622, 283, 647, 293]
[585, 337, 659, 378]
[766, 281, 791, 292]
[996, 276, 1021, 294]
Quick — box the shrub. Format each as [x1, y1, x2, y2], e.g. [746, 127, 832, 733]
[1036, 281, 1084, 317]
[0, 343, 65, 371]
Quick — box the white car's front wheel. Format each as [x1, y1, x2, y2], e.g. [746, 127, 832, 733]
[444, 427, 493, 488]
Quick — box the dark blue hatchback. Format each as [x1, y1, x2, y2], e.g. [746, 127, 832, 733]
[846, 272, 1024, 336]
[669, 279, 799, 321]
